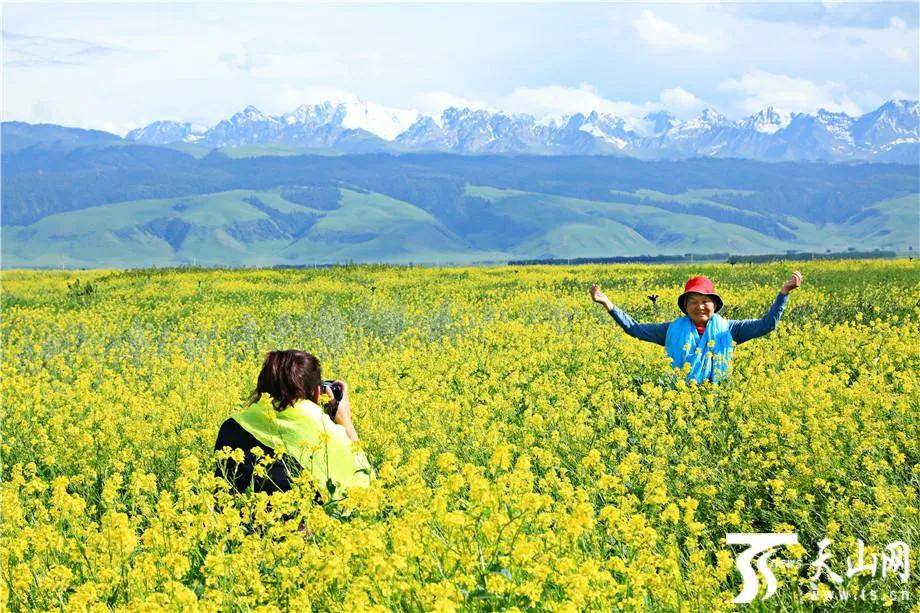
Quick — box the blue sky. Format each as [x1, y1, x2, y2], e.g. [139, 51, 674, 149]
[3, 2, 918, 135]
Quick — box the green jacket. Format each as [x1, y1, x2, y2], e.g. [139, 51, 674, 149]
[233, 395, 372, 500]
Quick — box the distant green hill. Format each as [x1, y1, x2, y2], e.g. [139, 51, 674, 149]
[3, 139, 918, 266]
[5, 146, 918, 225]
[0, 121, 125, 153]
[1, 189, 503, 267]
[217, 144, 340, 158]
[3, 185, 916, 268]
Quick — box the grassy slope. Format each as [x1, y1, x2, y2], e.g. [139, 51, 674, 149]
[279, 189, 507, 264]
[468, 186, 788, 256]
[1, 189, 507, 267]
[1, 191, 295, 268]
[217, 144, 342, 158]
[161, 143, 213, 158]
[838, 195, 919, 250]
[469, 185, 920, 256]
[3, 185, 917, 268]
[775, 195, 919, 253]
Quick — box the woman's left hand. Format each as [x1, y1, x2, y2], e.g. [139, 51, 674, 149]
[781, 271, 803, 294]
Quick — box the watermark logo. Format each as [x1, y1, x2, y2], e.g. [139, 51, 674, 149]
[726, 532, 799, 603]
[726, 533, 912, 604]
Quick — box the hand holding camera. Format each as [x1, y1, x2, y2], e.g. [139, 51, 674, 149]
[322, 379, 344, 402]
[321, 379, 358, 442]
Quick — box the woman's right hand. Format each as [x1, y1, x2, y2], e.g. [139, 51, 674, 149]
[590, 284, 614, 310]
[780, 271, 803, 295]
[330, 380, 360, 442]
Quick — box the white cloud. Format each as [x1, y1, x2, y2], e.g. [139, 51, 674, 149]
[659, 87, 706, 115]
[497, 83, 654, 120]
[276, 85, 362, 111]
[404, 84, 710, 131]
[886, 47, 910, 62]
[719, 69, 864, 115]
[891, 89, 915, 101]
[4, 32, 116, 67]
[633, 10, 715, 51]
[480, 83, 708, 129]
[214, 42, 350, 81]
[3, 4, 913, 134]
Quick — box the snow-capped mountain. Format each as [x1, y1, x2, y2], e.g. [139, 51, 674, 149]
[195, 102, 406, 152]
[671, 107, 731, 135]
[742, 107, 792, 134]
[126, 120, 196, 144]
[127, 99, 417, 152]
[394, 115, 449, 150]
[126, 99, 920, 163]
[768, 109, 857, 161]
[397, 108, 553, 153]
[643, 111, 680, 136]
[641, 107, 737, 157]
[203, 106, 282, 147]
[850, 99, 919, 150]
[559, 111, 632, 152]
[335, 98, 418, 140]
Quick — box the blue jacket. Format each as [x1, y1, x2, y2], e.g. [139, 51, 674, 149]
[608, 292, 789, 346]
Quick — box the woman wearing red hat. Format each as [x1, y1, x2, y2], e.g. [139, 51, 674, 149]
[590, 272, 802, 383]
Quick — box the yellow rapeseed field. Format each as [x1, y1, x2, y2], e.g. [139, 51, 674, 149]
[2, 260, 918, 611]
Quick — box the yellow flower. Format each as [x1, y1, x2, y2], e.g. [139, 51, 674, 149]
[2, 260, 913, 611]
[661, 504, 680, 523]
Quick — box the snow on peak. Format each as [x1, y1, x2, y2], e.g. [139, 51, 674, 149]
[281, 102, 340, 126]
[337, 97, 419, 140]
[876, 99, 919, 121]
[697, 107, 727, 124]
[745, 106, 792, 134]
[125, 119, 196, 144]
[239, 105, 266, 120]
[269, 98, 419, 139]
[675, 107, 731, 133]
[815, 108, 854, 127]
[122, 97, 919, 159]
[578, 122, 628, 148]
[641, 111, 678, 137]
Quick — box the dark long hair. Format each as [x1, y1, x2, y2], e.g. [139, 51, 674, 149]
[247, 350, 322, 410]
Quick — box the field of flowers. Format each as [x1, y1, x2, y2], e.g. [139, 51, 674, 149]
[2, 260, 918, 611]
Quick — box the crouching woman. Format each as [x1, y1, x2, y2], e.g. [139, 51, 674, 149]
[214, 350, 372, 500]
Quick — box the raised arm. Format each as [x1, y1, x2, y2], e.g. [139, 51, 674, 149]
[591, 284, 669, 346]
[728, 271, 801, 344]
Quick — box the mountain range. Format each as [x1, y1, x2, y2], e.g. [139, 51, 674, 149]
[122, 99, 920, 163]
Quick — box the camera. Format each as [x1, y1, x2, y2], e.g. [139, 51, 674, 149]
[321, 380, 344, 402]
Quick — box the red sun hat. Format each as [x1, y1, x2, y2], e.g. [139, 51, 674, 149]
[678, 275, 724, 314]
